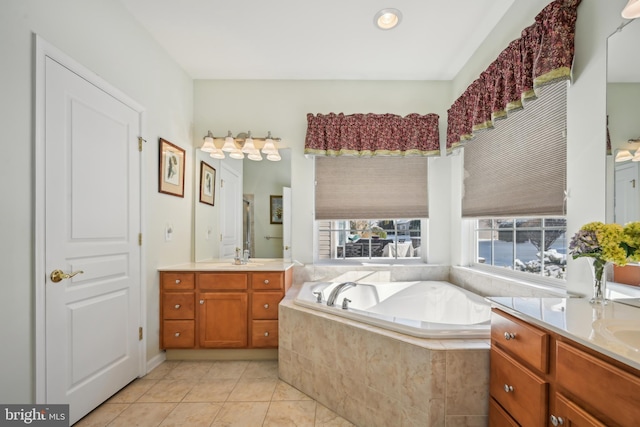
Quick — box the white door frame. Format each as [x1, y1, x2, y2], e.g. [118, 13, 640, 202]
[34, 34, 147, 402]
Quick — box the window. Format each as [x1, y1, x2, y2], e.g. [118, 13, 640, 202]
[317, 219, 422, 260]
[474, 218, 567, 279]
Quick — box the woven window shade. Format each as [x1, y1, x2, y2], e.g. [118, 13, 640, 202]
[462, 81, 567, 218]
[315, 156, 428, 220]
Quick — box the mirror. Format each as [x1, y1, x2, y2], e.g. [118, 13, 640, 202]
[193, 148, 291, 262]
[608, 18, 640, 224]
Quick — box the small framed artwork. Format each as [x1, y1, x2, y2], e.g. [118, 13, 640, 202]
[199, 161, 216, 206]
[270, 195, 283, 224]
[158, 138, 185, 197]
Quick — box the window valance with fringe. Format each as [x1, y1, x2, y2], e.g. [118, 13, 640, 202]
[304, 112, 440, 157]
[446, 0, 581, 151]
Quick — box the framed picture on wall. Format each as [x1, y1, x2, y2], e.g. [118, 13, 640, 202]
[199, 161, 215, 206]
[270, 195, 283, 224]
[158, 138, 185, 197]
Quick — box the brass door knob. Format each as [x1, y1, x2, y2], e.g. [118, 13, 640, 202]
[50, 269, 84, 283]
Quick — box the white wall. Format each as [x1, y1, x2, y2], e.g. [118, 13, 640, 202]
[193, 80, 453, 264]
[0, 0, 193, 403]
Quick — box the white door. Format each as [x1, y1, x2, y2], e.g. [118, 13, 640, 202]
[615, 162, 640, 224]
[283, 187, 292, 259]
[220, 163, 243, 258]
[41, 51, 142, 424]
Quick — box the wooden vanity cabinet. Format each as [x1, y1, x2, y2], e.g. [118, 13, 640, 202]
[160, 268, 291, 350]
[490, 308, 640, 427]
[160, 272, 196, 348]
[490, 309, 549, 427]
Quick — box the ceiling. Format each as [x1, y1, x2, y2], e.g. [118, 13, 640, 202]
[119, 0, 516, 81]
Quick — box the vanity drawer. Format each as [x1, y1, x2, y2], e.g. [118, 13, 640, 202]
[162, 292, 195, 319]
[251, 272, 284, 290]
[490, 346, 548, 427]
[491, 309, 549, 373]
[161, 272, 195, 290]
[556, 340, 640, 427]
[199, 273, 248, 290]
[251, 320, 279, 347]
[489, 397, 519, 427]
[162, 320, 195, 348]
[251, 292, 282, 320]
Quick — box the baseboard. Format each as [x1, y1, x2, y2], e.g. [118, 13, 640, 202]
[146, 351, 166, 374]
[164, 348, 278, 361]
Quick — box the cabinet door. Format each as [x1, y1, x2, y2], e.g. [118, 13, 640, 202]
[199, 292, 248, 348]
[489, 398, 519, 427]
[162, 292, 195, 319]
[252, 272, 284, 290]
[251, 320, 279, 348]
[550, 393, 606, 427]
[251, 292, 283, 320]
[490, 346, 548, 427]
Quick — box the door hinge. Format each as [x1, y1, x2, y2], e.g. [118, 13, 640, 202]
[221, 179, 224, 188]
[138, 136, 146, 152]
[139, 233, 142, 246]
[139, 327, 143, 341]
[220, 234, 223, 242]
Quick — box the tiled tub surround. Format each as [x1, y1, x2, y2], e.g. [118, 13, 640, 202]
[279, 288, 491, 427]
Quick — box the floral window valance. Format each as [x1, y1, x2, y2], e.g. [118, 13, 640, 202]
[304, 112, 440, 157]
[446, 0, 581, 151]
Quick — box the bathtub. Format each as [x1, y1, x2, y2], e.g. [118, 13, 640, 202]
[293, 280, 491, 338]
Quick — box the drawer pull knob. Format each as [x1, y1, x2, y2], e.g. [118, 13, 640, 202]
[200, 300, 204, 304]
[264, 279, 270, 284]
[175, 279, 181, 284]
[174, 332, 181, 337]
[503, 384, 514, 393]
[504, 332, 516, 340]
[264, 332, 269, 337]
[174, 304, 181, 309]
[264, 303, 269, 309]
[550, 415, 565, 426]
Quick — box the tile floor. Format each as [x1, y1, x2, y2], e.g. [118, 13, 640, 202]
[75, 360, 355, 427]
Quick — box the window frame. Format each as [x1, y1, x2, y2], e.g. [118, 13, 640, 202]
[467, 217, 567, 289]
[314, 218, 427, 263]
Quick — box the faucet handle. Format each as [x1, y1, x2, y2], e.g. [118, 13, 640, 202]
[312, 291, 322, 303]
[341, 297, 352, 309]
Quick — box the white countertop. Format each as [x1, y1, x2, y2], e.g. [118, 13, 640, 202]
[488, 296, 640, 372]
[158, 258, 296, 272]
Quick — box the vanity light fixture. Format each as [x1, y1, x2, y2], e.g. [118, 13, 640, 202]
[622, 0, 640, 19]
[200, 130, 282, 161]
[615, 149, 634, 162]
[374, 8, 402, 30]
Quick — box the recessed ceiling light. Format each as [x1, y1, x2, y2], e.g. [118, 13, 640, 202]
[374, 8, 402, 30]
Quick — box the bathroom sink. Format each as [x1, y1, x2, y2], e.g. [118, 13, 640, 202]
[593, 319, 640, 352]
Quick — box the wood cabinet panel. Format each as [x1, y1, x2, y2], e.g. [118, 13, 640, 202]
[489, 398, 519, 427]
[490, 346, 548, 427]
[251, 292, 282, 320]
[251, 320, 279, 348]
[162, 292, 195, 319]
[162, 320, 195, 348]
[551, 393, 606, 427]
[251, 272, 284, 290]
[161, 272, 194, 290]
[556, 340, 640, 427]
[199, 273, 248, 290]
[199, 292, 248, 348]
[491, 309, 549, 374]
